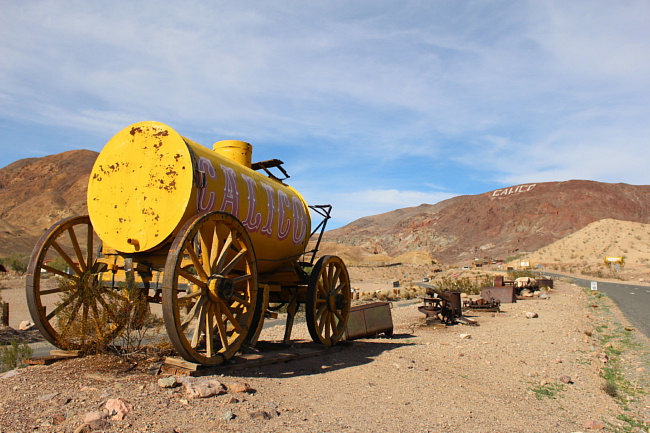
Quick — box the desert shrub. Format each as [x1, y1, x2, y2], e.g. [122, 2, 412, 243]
[112, 272, 164, 359]
[0, 253, 29, 275]
[435, 275, 492, 295]
[507, 270, 537, 280]
[0, 340, 33, 373]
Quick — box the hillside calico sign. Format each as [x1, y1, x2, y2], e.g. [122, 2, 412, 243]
[491, 184, 537, 197]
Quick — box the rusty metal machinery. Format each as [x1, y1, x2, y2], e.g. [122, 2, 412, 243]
[25, 121, 350, 365]
[415, 283, 463, 324]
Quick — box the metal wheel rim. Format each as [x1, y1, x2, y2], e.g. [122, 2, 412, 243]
[25, 216, 130, 350]
[306, 255, 351, 346]
[162, 211, 260, 365]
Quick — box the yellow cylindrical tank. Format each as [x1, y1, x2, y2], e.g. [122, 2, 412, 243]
[87, 121, 311, 273]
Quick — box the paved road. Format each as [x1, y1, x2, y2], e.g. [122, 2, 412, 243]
[540, 272, 650, 339]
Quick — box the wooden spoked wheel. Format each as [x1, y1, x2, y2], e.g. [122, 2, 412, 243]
[25, 216, 131, 350]
[162, 212, 261, 365]
[306, 255, 351, 346]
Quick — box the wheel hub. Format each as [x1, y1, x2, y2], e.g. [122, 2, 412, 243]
[208, 275, 235, 302]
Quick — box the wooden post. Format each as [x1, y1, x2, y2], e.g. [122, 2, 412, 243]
[0, 302, 8, 327]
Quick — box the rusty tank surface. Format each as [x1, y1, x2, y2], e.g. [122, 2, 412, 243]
[26, 121, 349, 366]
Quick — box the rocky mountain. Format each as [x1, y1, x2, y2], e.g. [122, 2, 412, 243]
[0, 150, 98, 255]
[324, 180, 650, 265]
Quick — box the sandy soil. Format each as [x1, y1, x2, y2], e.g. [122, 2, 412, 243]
[1, 272, 649, 432]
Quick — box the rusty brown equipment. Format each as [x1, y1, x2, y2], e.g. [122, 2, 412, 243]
[415, 283, 463, 324]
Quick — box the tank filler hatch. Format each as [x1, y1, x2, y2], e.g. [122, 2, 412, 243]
[251, 159, 290, 182]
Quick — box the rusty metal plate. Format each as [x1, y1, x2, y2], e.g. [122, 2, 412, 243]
[481, 286, 516, 303]
[346, 302, 393, 340]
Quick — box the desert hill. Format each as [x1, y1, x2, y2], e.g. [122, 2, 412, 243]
[325, 180, 650, 265]
[0, 150, 98, 255]
[517, 218, 650, 271]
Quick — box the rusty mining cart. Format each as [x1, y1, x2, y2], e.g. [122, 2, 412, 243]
[26, 121, 351, 366]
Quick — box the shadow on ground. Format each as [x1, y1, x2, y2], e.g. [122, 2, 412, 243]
[227, 333, 418, 379]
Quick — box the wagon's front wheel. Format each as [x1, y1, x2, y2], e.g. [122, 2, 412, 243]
[306, 255, 351, 346]
[25, 216, 131, 350]
[162, 212, 262, 365]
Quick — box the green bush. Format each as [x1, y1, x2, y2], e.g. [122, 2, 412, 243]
[0, 253, 29, 275]
[435, 274, 493, 295]
[0, 340, 33, 373]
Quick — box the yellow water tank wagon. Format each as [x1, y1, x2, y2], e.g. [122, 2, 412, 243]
[87, 121, 311, 273]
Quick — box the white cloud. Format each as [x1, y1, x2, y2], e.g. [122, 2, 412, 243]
[1, 0, 649, 227]
[326, 188, 458, 227]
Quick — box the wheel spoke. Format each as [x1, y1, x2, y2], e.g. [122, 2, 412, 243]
[329, 266, 341, 291]
[185, 243, 208, 281]
[191, 300, 207, 348]
[214, 230, 234, 272]
[213, 302, 230, 350]
[46, 291, 78, 321]
[221, 249, 247, 276]
[197, 224, 213, 278]
[317, 280, 327, 297]
[230, 293, 251, 308]
[220, 302, 244, 334]
[181, 296, 206, 331]
[86, 223, 94, 270]
[179, 267, 207, 288]
[68, 227, 87, 273]
[205, 303, 215, 357]
[51, 241, 82, 277]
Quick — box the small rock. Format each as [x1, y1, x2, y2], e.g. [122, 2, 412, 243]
[105, 398, 133, 421]
[227, 396, 240, 404]
[249, 410, 271, 420]
[265, 403, 280, 418]
[181, 378, 226, 399]
[459, 334, 472, 339]
[84, 411, 107, 424]
[158, 377, 178, 389]
[539, 293, 550, 299]
[525, 312, 538, 319]
[583, 419, 605, 429]
[559, 375, 572, 384]
[18, 320, 34, 330]
[223, 410, 235, 421]
[636, 367, 645, 372]
[38, 392, 60, 401]
[54, 396, 71, 406]
[227, 382, 255, 394]
[625, 326, 635, 331]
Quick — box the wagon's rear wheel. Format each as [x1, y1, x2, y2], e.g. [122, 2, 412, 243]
[25, 216, 131, 350]
[306, 255, 351, 346]
[162, 212, 262, 365]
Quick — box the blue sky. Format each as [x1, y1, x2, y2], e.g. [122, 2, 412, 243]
[1, 1, 649, 229]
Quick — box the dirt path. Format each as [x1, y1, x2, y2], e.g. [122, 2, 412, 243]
[1, 276, 649, 432]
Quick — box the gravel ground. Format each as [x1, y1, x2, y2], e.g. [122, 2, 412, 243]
[1, 275, 649, 432]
